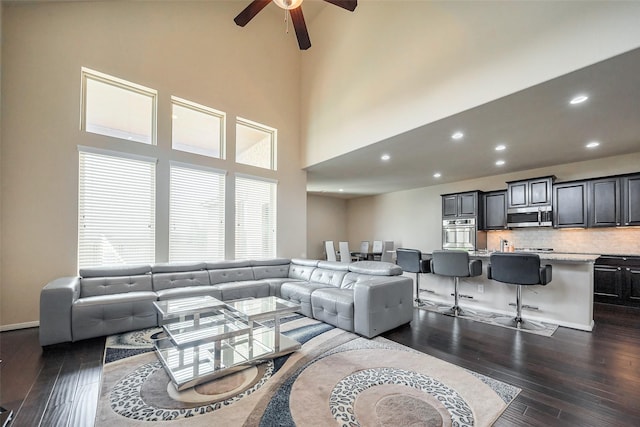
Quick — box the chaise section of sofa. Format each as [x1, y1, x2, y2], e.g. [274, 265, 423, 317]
[39, 257, 413, 346]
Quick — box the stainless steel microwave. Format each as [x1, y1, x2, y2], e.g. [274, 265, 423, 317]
[507, 206, 553, 228]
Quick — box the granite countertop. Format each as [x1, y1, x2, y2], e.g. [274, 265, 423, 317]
[467, 250, 600, 263]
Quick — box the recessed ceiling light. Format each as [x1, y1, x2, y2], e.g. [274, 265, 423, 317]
[381, 154, 390, 161]
[495, 160, 505, 166]
[586, 141, 600, 148]
[570, 95, 589, 105]
[451, 131, 464, 140]
[338, 189, 344, 192]
[172, 114, 178, 119]
[433, 172, 441, 178]
[495, 144, 506, 151]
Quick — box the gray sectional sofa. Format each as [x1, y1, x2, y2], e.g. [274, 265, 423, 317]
[39, 258, 413, 346]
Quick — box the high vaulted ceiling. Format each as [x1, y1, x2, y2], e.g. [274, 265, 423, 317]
[306, 47, 640, 198]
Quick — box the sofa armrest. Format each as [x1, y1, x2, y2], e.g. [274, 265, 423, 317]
[39, 276, 80, 346]
[353, 276, 413, 338]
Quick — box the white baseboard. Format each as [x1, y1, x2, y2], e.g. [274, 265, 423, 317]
[0, 321, 39, 332]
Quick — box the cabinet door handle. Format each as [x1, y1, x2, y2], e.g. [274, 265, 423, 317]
[627, 268, 631, 271]
[617, 267, 622, 271]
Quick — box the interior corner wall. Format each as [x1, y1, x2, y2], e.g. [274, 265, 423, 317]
[345, 153, 640, 253]
[306, 194, 347, 259]
[300, 1, 640, 168]
[0, 2, 307, 328]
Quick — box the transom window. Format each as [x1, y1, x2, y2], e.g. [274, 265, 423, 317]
[236, 118, 277, 170]
[81, 68, 157, 144]
[172, 96, 225, 158]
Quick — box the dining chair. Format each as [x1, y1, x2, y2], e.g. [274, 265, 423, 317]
[338, 241, 352, 263]
[356, 241, 370, 261]
[324, 240, 337, 262]
[381, 241, 394, 262]
[372, 240, 383, 260]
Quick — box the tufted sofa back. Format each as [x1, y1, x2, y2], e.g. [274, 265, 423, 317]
[151, 262, 209, 291]
[79, 264, 153, 297]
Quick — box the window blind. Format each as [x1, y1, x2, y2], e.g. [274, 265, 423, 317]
[235, 175, 277, 259]
[78, 150, 156, 268]
[169, 164, 225, 262]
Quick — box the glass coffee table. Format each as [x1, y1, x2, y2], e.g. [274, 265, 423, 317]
[153, 295, 301, 391]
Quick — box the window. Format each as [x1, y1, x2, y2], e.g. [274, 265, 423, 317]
[81, 68, 157, 144]
[172, 96, 225, 158]
[236, 118, 277, 170]
[235, 175, 277, 259]
[78, 149, 156, 268]
[169, 164, 225, 262]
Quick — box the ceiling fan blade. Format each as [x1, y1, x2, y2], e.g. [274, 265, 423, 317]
[234, 0, 272, 27]
[290, 7, 311, 50]
[322, 0, 357, 12]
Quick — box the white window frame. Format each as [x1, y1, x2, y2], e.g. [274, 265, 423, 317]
[80, 67, 158, 145]
[235, 117, 277, 171]
[171, 96, 226, 158]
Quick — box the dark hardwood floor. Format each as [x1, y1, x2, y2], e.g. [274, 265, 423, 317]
[1, 303, 640, 426]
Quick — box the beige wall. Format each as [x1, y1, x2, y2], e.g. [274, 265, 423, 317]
[0, 2, 307, 327]
[301, 1, 640, 167]
[346, 153, 640, 254]
[307, 194, 347, 259]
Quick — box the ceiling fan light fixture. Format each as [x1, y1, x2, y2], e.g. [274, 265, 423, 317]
[273, 0, 303, 10]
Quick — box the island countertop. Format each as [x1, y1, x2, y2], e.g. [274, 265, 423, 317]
[466, 251, 600, 263]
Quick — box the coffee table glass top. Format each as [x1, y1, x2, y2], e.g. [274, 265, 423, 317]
[227, 296, 300, 320]
[154, 295, 226, 320]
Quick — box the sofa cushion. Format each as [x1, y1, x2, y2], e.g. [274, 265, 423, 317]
[151, 262, 206, 273]
[253, 264, 290, 280]
[348, 261, 402, 276]
[251, 258, 291, 266]
[291, 258, 320, 267]
[317, 261, 349, 271]
[72, 291, 158, 341]
[79, 264, 151, 278]
[155, 286, 222, 301]
[309, 268, 347, 287]
[280, 282, 333, 317]
[206, 260, 252, 269]
[288, 264, 316, 281]
[260, 278, 304, 298]
[152, 270, 210, 291]
[311, 288, 354, 332]
[213, 280, 270, 301]
[80, 274, 153, 298]
[340, 272, 393, 290]
[209, 267, 255, 285]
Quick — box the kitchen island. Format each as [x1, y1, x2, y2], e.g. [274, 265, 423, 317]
[418, 251, 599, 331]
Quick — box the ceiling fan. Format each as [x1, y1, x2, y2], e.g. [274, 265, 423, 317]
[234, 0, 358, 50]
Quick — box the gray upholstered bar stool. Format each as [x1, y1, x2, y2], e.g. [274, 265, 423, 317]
[488, 252, 552, 331]
[430, 250, 482, 317]
[396, 248, 430, 303]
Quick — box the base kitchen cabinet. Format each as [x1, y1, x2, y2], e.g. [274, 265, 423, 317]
[594, 255, 640, 307]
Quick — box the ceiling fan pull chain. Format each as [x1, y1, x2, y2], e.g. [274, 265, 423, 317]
[284, 9, 289, 34]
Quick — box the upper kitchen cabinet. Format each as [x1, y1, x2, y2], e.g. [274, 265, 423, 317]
[589, 177, 621, 227]
[442, 191, 481, 218]
[623, 174, 640, 226]
[589, 173, 640, 227]
[553, 181, 588, 228]
[482, 190, 507, 230]
[507, 176, 554, 209]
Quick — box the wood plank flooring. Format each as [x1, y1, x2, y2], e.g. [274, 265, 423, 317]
[1, 303, 639, 426]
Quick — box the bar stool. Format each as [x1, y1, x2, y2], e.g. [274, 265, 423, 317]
[488, 252, 552, 331]
[396, 248, 430, 303]
[430, 250, 482, 317]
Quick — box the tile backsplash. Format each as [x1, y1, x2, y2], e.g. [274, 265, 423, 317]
[486, 227, 640, 255]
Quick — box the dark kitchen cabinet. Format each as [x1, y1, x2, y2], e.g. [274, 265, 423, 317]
[553, 181, 587, 228]
[589, 177, 621, 227]
[482, 190, 507, 230]
[589, 173, 640, 227]
[594, 256, 640, 307]
[623, 174, 640, 226]
[507, 176, 554, 209]
[442, 191, 480, 218]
